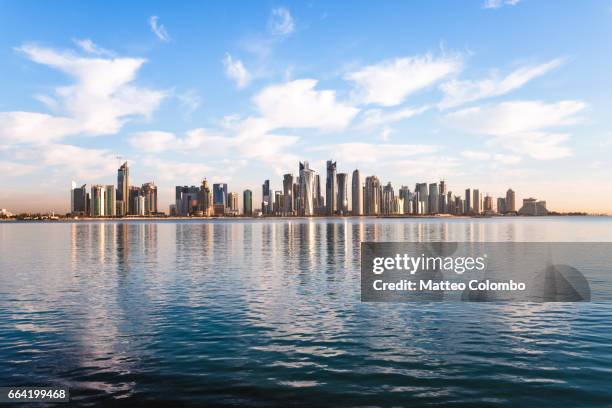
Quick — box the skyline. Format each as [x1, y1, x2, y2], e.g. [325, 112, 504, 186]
[63, 159, 557, 218]
[1, 1, 612, 213]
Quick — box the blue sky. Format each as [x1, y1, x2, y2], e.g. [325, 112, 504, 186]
[1, 0, 611, 213]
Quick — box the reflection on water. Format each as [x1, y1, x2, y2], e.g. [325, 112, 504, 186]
[0, 217, 612, 407]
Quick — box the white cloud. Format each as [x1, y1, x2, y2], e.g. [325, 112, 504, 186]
[461, 150, 522, 164]
[446, 100, 585, 135]
[149, 16, 170, 42]
[0, 160, 35, 176]
[358, 105, 429, 128]
[223, 53, 252, 89]
[253, 79, 359, 130]
[0, 44, 164, 144]
[380, 127, 392, 141]
[72, 38, 113, 56]
[345, 54, 462, 106]
[309, 142, 439, 164]
[177, 89, 201, 118]
[439, 58, 565, 109]
[483, 0, 521, 9]
[40, 144, 118, 180]
[447, 100, 585, 160]
[268, 7, 294, 36]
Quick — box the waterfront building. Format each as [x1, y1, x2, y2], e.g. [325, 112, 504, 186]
[519, 198, 548, 215]
[200, 179, 213, 216]
[228, 192, 239, 214]
[214, 183, 228, 209]
[428, 183, 439, 214]
[365, 176, 381, 215]
[71, 182, 88, 215]
[382, 182, 395, 215]
[261, 180, 271, 215]
[116, 162, 129, 216]
[175, 186, 200, 216]
[506, 189, 516, 212]
[497, 197, 506, 214]
[337, 173, 349, 215]
[465, 188, 472, 214]
[399, 186, 410, 215]
[299, 161, 315, 216]
[243, 189, 253, 216]
[314, 174, 324, 214]
[105, 185, 116, 216]
[351, 170, 363, 216]
[90, 185, 106, 216]
[135, 195, 145, 216]
[283, 174, 294, 215]
[141, 182, 157, 215]
[416, 183, 428, 214]
[483, 195, 493, 213]
[326, 160, 337, 215]
[473, 189, 482, 214]
[129, 186, 141, 215]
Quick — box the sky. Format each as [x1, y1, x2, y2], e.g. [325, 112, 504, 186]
[1, 0, 611, 214]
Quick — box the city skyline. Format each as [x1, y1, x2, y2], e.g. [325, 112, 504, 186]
[1, 1, 612, 213]
[64, 159, 553, 218]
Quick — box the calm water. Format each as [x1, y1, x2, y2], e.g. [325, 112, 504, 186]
[1, 217, 612, 407]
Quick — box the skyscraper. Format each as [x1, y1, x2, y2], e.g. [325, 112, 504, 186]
[473, 189, 482, 214]
[399, 186, 411, 214]
[71, 183, 88, 215]
[243, 189, 253, 216]
[382, 182, 395, 215]
[228, 192, 239, 213]
[90, 185, 106, 216]
[416, 183, 428, 214]
[365, 176, 381, 215]
[428, 183, 439, 214]
[117, 162, 129, 216]
[314, 174, 324, 214]
[141, 182, 157, 215]
[200, 179, 213, 216]
[283, 174, 294, 215]
[326, 160, 337, 215]
[262, 180, 271, 215]
[497, 197, 506, 214]
[465, 188, 472, 214]
[351, 170, 363, 216]
[105, 185, 116, 216]
[213, 183, 228, 216]
[483, 195, 493, 213]
[336, 173, 349, 215]
[129, 186, 141, 215]
[299, 161, 315, 216]
[506, 189, 516, 212]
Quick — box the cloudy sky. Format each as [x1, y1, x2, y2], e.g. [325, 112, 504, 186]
[1, 0, 611, 213]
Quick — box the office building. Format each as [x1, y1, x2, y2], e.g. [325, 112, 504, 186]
[382, 182, 395, 215]
[116, 161, 129, 216]
[141, 182, 157, 215]
[483, 195, 493, 213]
[473, 189, 482, 214]
[416, 183, 428, 214]
[243, 189, 253, 216]
[497, 197, 506, 214]
[351, 170, 363, 216]
[337, 173, 349, 215]
[283, 174, 294, 215]
[519, 198, 548, 216]
[90, 185, 106, 216]
[465, 188, 472, 214]
[365, 176, 381, 215]
[299, 161, 315, 216]
[428, 183, 439, 214]
[506, 189, 516, 212]
[200, 179, 213, 216]
[261, 180, 271, 215]
[228, 192, 239, 214]
[129, 186, 141, 215]
[105, 185, 116, 216]
[326, 160, 337, 215]
[71, 182, 88, 215]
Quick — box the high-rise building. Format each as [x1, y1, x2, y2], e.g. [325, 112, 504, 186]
[351, 170, 363, 216]
[314, 174, 324, 214]
[416, 183, 428, 214]
[299, 161, 315, 216]
[141, 182, 157, 215]
[200, 179, 213, 216]
[382, 182, 395, 215]
[71, 182, 88, 215]
[506, 189, 516, 212]
[117, 162, 129, 216]
[283, 174, 294, 215]
[483, 195, 493, 213]
[519, 198, 548, 216]
[337, 173, 349, 215]
[326, 160, 337, 215]
[129, 186, 141, 215]
[90, 185, 106, 216]
[465, 188, 472, 214]
[243, 189, 253, 216]
[497, 197, 506, 214]
[399, 186, 411, 215]
[175, 186, 200, 216]
[473, 189, 482, 214]
[365, 176, 381, 215]
[105, 185, 116, 216]
[428, 183, 439, 214]
[214, 183, 228, 208]
[135, 195, 145, 216]
[228, 192, 239, 214]
[261, 180, 271, 215]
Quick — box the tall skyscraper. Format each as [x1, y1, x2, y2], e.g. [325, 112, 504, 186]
[243, 189, 253, 216]
[71, 182, 88, 215]
[483, 195, 493, 213]
[214, 183, 228, 207]
[399, 186, 411, 214]
[497, 197, 506, 214]
[416, 183, 428, 214]
[428, 183, 439, 214]
[200, 179, 213, 216]
[465, 188, 472, 214]
[365, 176, 381, 215]
[141, 182, 157, 215]
[473, 189, 482, 214]
[326, 160, 337, 215]
[90, 185, 106, 216]
[105, 185, 116, 216]
[351, 170, 363, 216]
[129, 186, 141, 215]
[314, 174, 324, 214]
[261, 180, 270, 215]
[283, 174, 294, 215]
[117, 162, 129, 216]
[299, 161, 315, 216]
[382, 182, 395, 215]
[506, 189, 516, 212]
[228, 192, 239, 213]
[336, 173, 349, 215]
